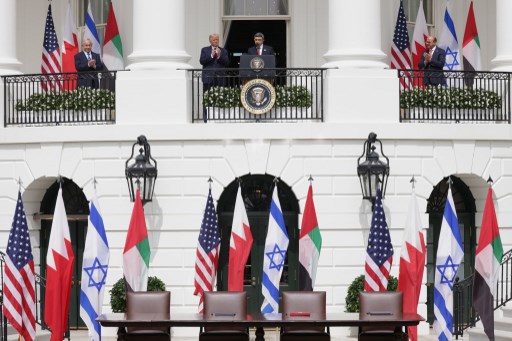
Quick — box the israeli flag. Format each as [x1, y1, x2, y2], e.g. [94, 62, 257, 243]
[80, 194, 110, 341]
[433, 187, 464, 340]
[84, 1, 101, 56]
[261, 186, 289, 314]
[438, 1, 461, 71]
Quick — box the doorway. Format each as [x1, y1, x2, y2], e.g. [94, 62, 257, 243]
[224, 20, 287, 69]
[216, 174, 299, 314]
[426, 176, 476, 325]
[39, 178, 90, 329]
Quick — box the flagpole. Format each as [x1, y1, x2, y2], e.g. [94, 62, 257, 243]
[410, 175, 416, 190]
[208, 176, 213, 189]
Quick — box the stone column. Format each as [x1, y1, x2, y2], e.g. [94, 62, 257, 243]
[492, 0, 512, 71]
[127, 0, 191, 70]
[0, 0, 21, 75]
[323, 0, 387, 69]
[120, 0, 191, 124]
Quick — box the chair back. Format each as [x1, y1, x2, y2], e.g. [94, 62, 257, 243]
[126, 291, 170, 334]
[282, 291, 326, 332]
[203, 291, 247, 332]
[358, 291, 403, 333]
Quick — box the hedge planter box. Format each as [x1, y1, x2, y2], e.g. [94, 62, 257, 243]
[206, 106, 312, 122]
[14, 109, 115, 125]
[402, 107, 505, 123]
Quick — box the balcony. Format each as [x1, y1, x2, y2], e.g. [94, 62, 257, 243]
[188, 68, 326, 123]
[398, 69, 511, 124]
[2, 71, 117, 127]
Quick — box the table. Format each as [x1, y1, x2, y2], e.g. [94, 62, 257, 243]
[97, 312, 424, 340]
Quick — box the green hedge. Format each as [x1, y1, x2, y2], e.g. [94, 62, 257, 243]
[16, 88, 115, 111]
[203, 85, 313, 108]
[400, 87, 502, 109]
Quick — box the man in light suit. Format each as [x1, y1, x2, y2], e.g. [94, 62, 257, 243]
[248, 32, 275, 56]
[199, 33, 230, 93]
[74, 38, 103, 88]
[418, 36, 446, 86]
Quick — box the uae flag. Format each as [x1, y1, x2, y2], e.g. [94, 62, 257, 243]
[123, 189, 150, 292]
[462, 1, 481, 87]
[472, 187, 503, 341]
[103, 2, 124, 71]
[298, 184, 322, 291]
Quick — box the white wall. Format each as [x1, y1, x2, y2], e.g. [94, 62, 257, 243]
[0, 130, 511, 337]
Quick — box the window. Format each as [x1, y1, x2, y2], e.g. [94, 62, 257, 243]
[224, 0, 289, 16]
[77, 0, 110, 46]
[404, 0, 434, 38]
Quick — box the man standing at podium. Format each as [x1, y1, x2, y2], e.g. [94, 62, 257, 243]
[248, 32, 275, 56]
[200, 33, 229, 93]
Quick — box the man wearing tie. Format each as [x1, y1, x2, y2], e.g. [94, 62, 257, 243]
[418, 36, 446, 86]
[248, 32, 275, 56]
[200, 33, 230, 93]
[74, 38, 103, 88]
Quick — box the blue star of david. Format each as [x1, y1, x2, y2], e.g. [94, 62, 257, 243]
[444, 47, 460, 71]
[436, 255, 459, 290]
[84, 258, 108, 292]
[266, 244, 287, 271]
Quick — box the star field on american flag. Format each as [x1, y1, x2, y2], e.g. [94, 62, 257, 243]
[198, 191, 220, 254]
[41, 4, 62, 91]
[7, 193, 34, 269]
[3, 191, 36, 341]
[391, 0, 412, 88]
[194, 188, 220, 313]
[367, 192, 393, 266]
[364, 189, 394, 292]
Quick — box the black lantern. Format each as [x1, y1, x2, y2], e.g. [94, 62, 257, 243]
[357, 132, 389, 205]
[125, 135, 158, 205]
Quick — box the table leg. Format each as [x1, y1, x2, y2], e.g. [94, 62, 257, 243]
[117, 327, 127, 341]
[255, 326, 265, 340]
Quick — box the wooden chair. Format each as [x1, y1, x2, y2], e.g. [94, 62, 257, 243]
[125, 291, 171, 341]
[280, 291, 330, 341]
[199, 291, 249, 341]
[358, 291, 407, 341]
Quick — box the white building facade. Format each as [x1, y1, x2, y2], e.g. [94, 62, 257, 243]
[0, 0, 511, 338]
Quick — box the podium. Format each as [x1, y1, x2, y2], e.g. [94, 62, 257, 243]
[239, 55, 276, 79]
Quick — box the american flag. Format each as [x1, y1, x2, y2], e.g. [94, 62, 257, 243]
[391, 0, 412, 89]
[364, 189, 394, 292]
[41, 4, 62, 91]
[2, 191, 36, 341]
[194, 189, 221, 313]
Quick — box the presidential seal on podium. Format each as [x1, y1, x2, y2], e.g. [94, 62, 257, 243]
[240, 79, 276, 115]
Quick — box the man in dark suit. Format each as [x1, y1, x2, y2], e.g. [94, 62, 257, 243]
[248, 32, 275, 56]
[200, 33, 230, 93]
[418, 36, 446, 86]
[74, 38, 103, 88]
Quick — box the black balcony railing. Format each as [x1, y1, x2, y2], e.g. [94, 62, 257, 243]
[2, 71, 117, 127]
[398, 69, 511, 123]
[188, 68, 326, 123]
[453, 248, 512, 338]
